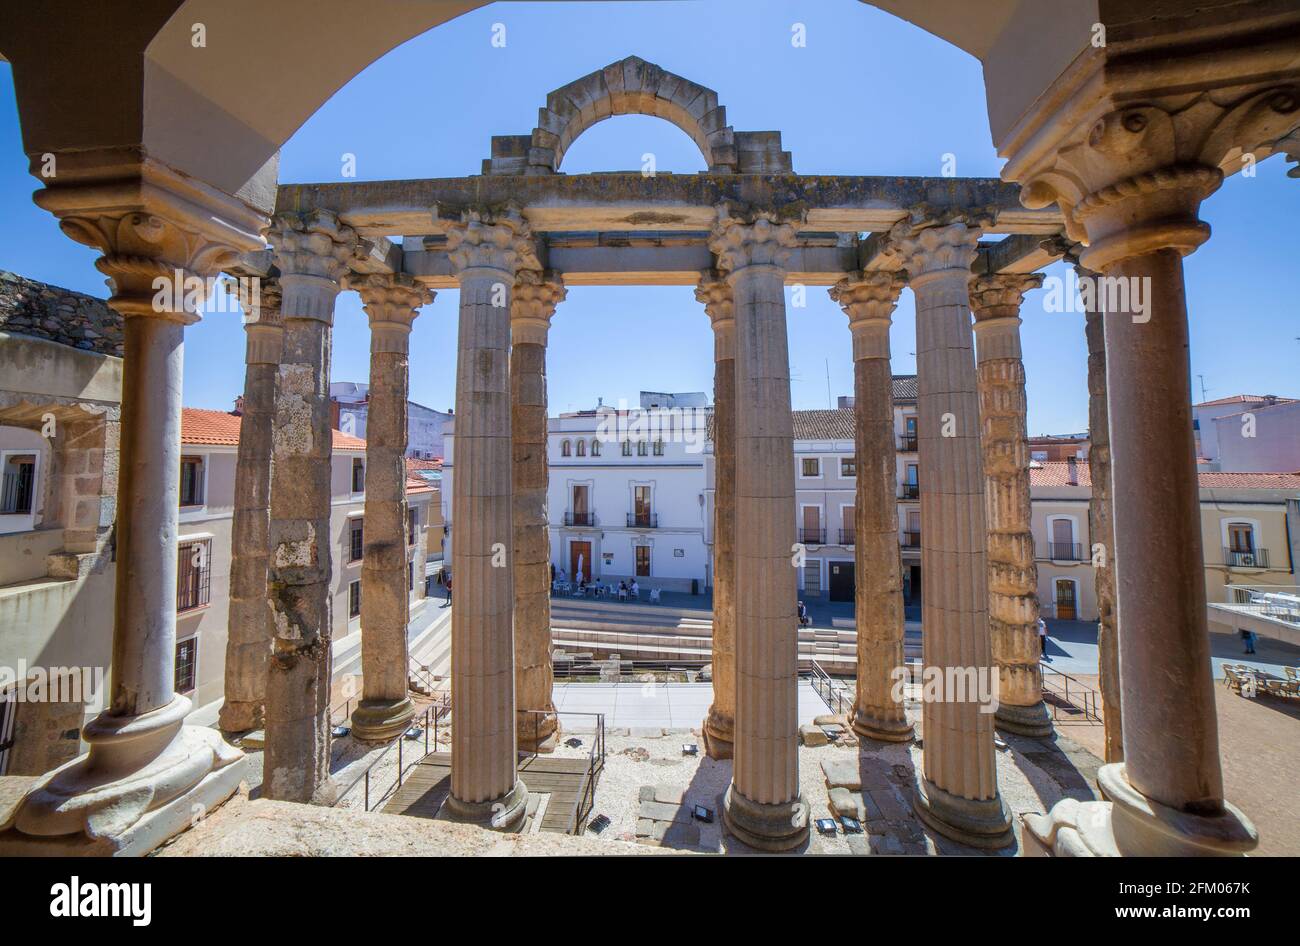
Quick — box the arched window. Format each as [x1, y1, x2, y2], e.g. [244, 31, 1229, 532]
[591, 439, 601, 457]
[560, 440, 571, 457]
[576, 439, 586, 457]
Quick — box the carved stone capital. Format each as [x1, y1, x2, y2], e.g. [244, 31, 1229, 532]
[829, 271, 905, 362]
[1014, 89, 1300, 269]
[695, 270, 734, 362]
[242, 279, 283, 366]
[32, 156, 266, 324]
[444, 208, 538, 276]
[969, 273, 1044, 321]
[708, 207, 798, 274]
[510, 269, 565, 346]
[269, 210, 365, 322]
[345, 272, 432, 353]
[889, 218, 984, 288]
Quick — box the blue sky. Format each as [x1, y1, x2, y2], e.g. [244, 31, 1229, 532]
[1, 0, 1296, 432]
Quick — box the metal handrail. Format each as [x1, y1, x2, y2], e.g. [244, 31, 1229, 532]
[551, 655, 710, 680]
[1039, 664, 1101, 721]
[332, 705, 433, 811]
[517, 708, 607, 834]
[805, 659, 851, 716]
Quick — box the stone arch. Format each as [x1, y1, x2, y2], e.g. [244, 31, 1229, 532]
[482, 56, 792, 175]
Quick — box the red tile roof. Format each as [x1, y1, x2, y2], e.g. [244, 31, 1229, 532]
[1031, 459, 1300, 491]
[406, 457, 442, 471]
[1193, 394, 1296, 408]
[181, 407, 367, 451]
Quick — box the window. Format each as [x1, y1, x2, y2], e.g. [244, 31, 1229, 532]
[176, 539, 211, 612]
[407, 508, 418, 546]
[841, 457, 856, 477]
[591, 439, 601, 457]
[801, 457, 820, 477]
[408, 560, 414, 592]
[350, 519, 364, 563]
[634, 485, 652, 527]
[635, 545, 650, 577]
[1227, 522, 1255, 553]
[576, 439, 586, 457]
[903, 464, 919, 498]
[175, 637, 197, 694]
[0, 453, 36, 515]
[621, 441, 632, 457]
[352, 458, 365, 493]
[179, 456, 204, 507]
[561, 440, 571, 457]
[637, 440, 648, 457]
[653, 440, 664, 456]
[349, 580, 361, 618]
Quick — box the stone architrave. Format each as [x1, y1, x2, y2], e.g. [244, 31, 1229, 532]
[970, 272, 1053, 738]
[696, 269, 736, 759]
[828, 271, 914, 743]
[221, 275, 282, 733]
[0, 165, 263, 854]
[1012, 90, 1298, 854]
[348, 273, 432, 743]
[891, 215, 1014, 850]
[263, 210, 364, 803]
[443, 209, 534, 830]
[709, 208, 810, 852]
[511, 269, 565, 752]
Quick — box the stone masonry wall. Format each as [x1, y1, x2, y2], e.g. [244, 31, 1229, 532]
[0, 270, 124, 357]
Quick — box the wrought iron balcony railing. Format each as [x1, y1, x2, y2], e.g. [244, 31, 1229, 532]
[900, 484, 920, 500]
[1224, 547, 1269, 568]
[1044, 541, 1085, 561]
[902, 530, 921, 548]
[898, 434, 918, 452]
[838, 528, 855, 546]
[799, 528, 826, 545]
[563, 512, 597, 527]
[627, 513, 658, 528]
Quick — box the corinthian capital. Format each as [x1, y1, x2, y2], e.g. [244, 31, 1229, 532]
[510, 270, 565, 346]
[889, 215, 986, 283]
[346, 272, 433, 353]
[829, 271, 906, 326]
[708, 207, 798, 273]
[969, 273, 1044, 322]
[269, 210, 366, 321]
[444, 208, 538, 276]
[695, 270, 734, 330]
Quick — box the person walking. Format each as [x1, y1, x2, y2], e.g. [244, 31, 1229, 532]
[443, 572, 452, 606]
[1037, 616, 1049, 659]
[1241, 628, 1257, 655]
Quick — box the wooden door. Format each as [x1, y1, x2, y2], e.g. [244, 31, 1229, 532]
[1055, 579, 1077, 620]
[570, 541, 591, 582]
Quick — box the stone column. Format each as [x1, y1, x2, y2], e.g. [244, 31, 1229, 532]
[1, 178, 261, 854]
[710, 210, 809, 851]
[970, 273, 1053, 738]
[1084, 287, 1122, 764]
[220, 277, 282, 733]
[348, 273, 432, 743]
[696, 270, 736, 759]
[263, 210, 362, 803]
[829, 271, 914, 743]
[892, 216, 1013, 849]
[1018, 102, 1273, 855]
[511, 269, 564, 753]
[444, 210, 532, 829]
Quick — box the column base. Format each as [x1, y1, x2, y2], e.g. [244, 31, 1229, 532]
[516, 710, 559, 753]
[0, 695, 245, 856]
[1022, 763, 1258, 857]
[444, 779, 529, 832]
[912, 772, 1014, 850]
[350, 697, 416, 744]
[218, 699, 264, 734]
[703, 709, 734, 759]
[993, 700, 1054, 738]
[722, 783, 810, 852]
[851, 706, 915, 743]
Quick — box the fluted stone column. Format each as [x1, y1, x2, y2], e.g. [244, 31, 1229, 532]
[221, 276, 282, 733]
[444, 210, 531, 829]
[349, 273, 432, 743]
[696, 270, 736, 759]
[970, 273, 1053, 738]
[829, 272, 915, 743]
[710, 210, 809, 851]
[892, 217, 1012, 849]
[1085, 289, 1122, 763]
[263, 210, 362, 803]
[1017, 102, 1275, 855]
[511, 269, 565, 753]
[1, 179, 260, 854]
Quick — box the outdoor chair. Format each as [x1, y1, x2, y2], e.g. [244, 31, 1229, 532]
[649, 588, 661, 604]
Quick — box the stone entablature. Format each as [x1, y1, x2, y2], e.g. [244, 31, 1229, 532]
[0, 271, 124, 357]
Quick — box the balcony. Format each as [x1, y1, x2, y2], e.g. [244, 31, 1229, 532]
[900, 484, 919, 500]
[898, 434, 918, 452]
[626, 513, 658, 528]
[902, 530, 921, 549]
[799, 528, 826, 545]
[1044, 541, 1085, 561]
[838, 528, 855, 546]
[1224, 547, 1270, 569]
[563, 512, 597, 527]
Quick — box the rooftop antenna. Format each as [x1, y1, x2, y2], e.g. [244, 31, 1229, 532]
[1197, 374, 1210, 403]
[825, 359, 832, 409]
